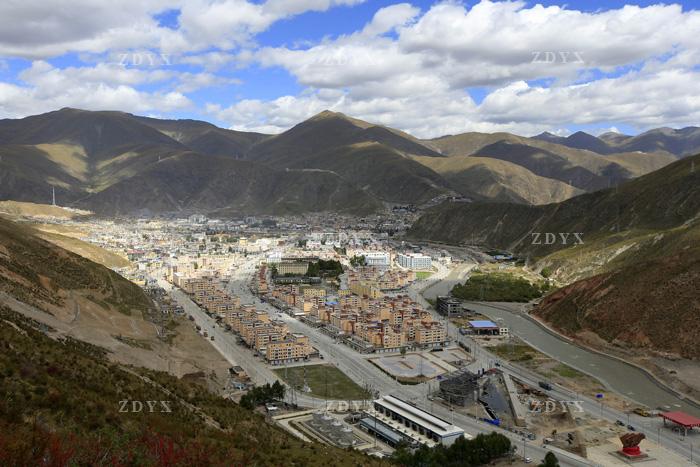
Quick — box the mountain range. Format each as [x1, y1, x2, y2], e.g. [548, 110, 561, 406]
[1, 108, 697, 216]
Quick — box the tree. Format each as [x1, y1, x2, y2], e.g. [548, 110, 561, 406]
[400, 347, 407, 358]
[271, 380, 286, 400]
[539, 452, 560, 467]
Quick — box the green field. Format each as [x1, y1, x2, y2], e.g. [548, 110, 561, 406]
[490, 343, 537, 362]
[273, 364, 371, 400]
[415, 271, 433, 280]
[451, 271, 547, 302]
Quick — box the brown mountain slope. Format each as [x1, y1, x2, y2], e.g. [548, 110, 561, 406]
[0, 215, 152, 315]
[286, 141, 451, 204]
[534, 250, 700, 359]
[77, 151, 381, 216]
[0, 109, 381, 215]
[604, 126, 700, 157]
[426, 131, 675, 190]
[248, 110, 442, 165]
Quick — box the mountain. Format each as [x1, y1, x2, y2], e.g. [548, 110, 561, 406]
[0, 215, 380, 466]
[425, 130, 674, 191]
[0, 108, 692, 215]
[0, 109, 380, 215]
[0, 215, 151, 314]
[535, 249, 700, 359]
[247, 110, 442, 164]
[408, 153, 700, 262]
[533, 131, 615, 155]
[76, 151, 381, 216]
[411, 155, 584, 205]
[135, 115, 269, 159]
[243, 111, 451, 204]
[606, 126, 700, 157]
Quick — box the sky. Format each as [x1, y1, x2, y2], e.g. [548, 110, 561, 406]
[0, 0, 699, 138]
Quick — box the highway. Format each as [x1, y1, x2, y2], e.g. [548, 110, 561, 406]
[405, 262, 700, 465]
[161, 253, 700, 465]
[220, 257, 593, 466]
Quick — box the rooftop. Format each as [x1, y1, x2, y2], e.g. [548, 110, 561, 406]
[375, 395, 464, 437]
[468, 320, 499, 329]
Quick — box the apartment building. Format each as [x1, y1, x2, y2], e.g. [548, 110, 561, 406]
[266, 334, 313, 364]
[277, 261, 309, 276]
[302, 287, 326, 299]
[350, 281, 384, 299]
[396, 253, 432, 270]
[359, 251, 391, 268]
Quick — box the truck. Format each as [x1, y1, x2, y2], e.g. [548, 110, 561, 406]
[633, 407, 650, 417]
[538, 381, 552, 391]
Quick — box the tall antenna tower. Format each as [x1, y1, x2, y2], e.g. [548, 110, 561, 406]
[52, 186, 56, 206]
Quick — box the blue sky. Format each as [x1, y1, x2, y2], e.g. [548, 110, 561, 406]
[0, 0, 699, 137]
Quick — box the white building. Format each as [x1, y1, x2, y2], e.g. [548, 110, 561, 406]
[267, 251, 284, 264]
[360, 251, 391, 268]
[365, 395, 467, 446]
[397, 253, 432, 270]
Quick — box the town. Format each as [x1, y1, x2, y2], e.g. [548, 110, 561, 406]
[16, 209, 698, 467]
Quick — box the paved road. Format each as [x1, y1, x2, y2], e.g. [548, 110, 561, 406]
[407, 268, 700, 465]
[225, 258, 592, 466]
[468, 301, 700, 417]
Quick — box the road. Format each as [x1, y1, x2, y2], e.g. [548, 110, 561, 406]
[221, 257, 592, 466]
[406, 264, 700, 465]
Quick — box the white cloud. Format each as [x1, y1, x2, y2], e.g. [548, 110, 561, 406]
[0, 0, 365, 58]
[228, 0, 700, 137]
[1, 0, 700, 139]
[0, 61, 190, 118]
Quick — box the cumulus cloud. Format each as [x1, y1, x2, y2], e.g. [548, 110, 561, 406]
[1, 0, 699, 137]
[230, 0, 700, 136]
[0, 61, 190, 118]
[0, 0, 365, 58]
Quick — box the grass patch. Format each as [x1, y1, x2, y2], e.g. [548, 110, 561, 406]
[416, 271, 433, 280]
[451, 271, 548, 302]
[112, 334, 152, 350]
[273, 364, 371, 400]
[490, 343, 537, 362]
[553, 363, 585, 378]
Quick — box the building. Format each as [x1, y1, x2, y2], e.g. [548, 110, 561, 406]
[266, 334, 313, 364]
[466, 320, 509, 336]
[277, 261, 309, 276]
[436, 296, 462, 316]
[302, 287, 326, 299]
[349, 281, 383, 299]
[439, 370, 480, 406]
[366, 395, 466, 446]
[414, 321, 447, 346]
[360, 251, 391, 268]
[397, 253, 432, 270]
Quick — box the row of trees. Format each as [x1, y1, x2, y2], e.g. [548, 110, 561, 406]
[239, 381, 285, 410]
[391, 432, 512, 466]
[306, 259, 344, 278]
